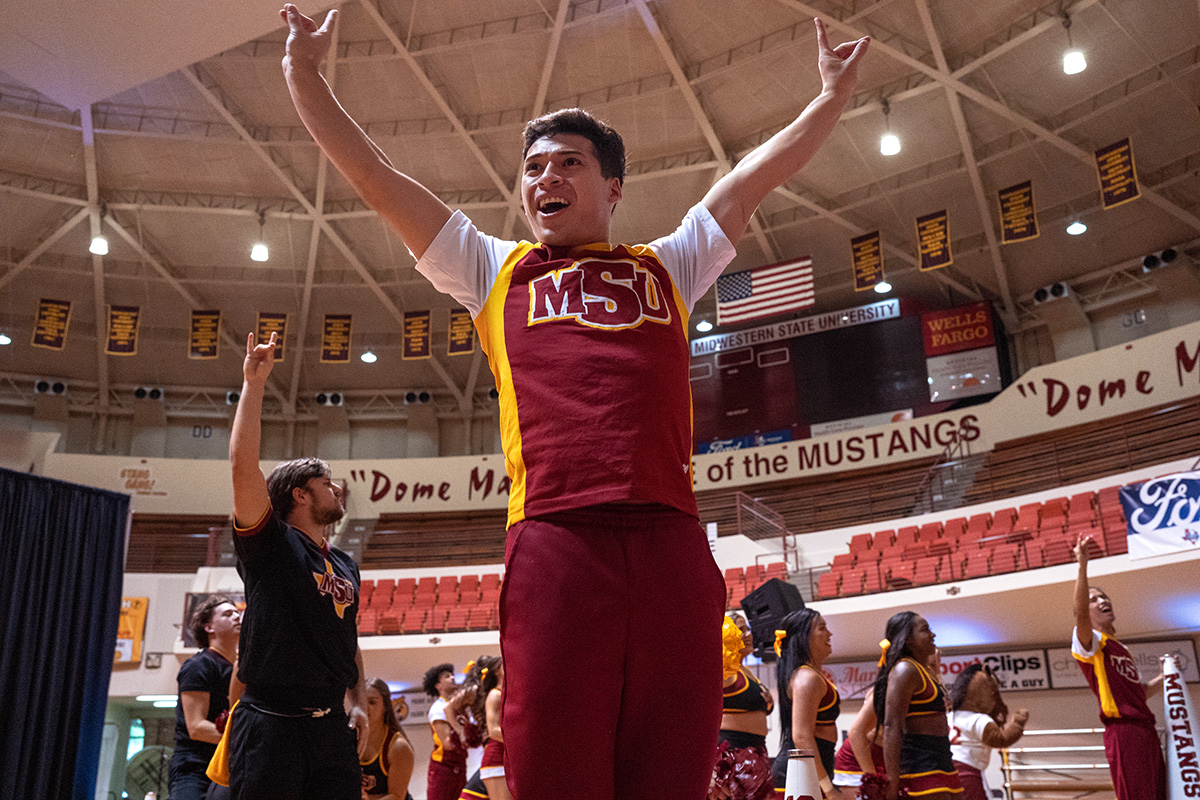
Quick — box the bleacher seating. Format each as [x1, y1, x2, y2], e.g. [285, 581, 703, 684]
[814, 483, 1133, 599]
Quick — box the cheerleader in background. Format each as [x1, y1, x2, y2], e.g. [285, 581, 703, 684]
[710, 613, 775, 799]
[361, 678, 415, 800]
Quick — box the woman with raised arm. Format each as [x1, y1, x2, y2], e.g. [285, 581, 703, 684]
[1071, 534, 1165, 800]
[875, 612, 960, 800]
[771, 609, 843, 799]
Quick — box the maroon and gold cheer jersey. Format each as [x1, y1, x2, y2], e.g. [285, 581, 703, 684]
[417, 205, 735, 527]
[1071, 628, 1156, 725]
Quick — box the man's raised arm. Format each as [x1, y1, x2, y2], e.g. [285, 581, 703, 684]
[229, 332, 275, 528]
[280, 4, 451, 258]
[702, 18, 868, 247]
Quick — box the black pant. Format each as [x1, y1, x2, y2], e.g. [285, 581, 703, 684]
[229, 702, 360, 800]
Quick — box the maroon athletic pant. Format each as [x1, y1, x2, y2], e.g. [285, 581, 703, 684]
[499, 504, 726, 800]
[1103, 720, 1166, 800]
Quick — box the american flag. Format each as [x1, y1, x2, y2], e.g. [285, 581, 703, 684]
[715, 257, 814, 325]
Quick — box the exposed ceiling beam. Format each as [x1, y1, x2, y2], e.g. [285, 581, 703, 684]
[287, 19, 341, 416]
[81, 106, 111, 438]
[181, 62, 468, 408]
[501, 0, 570, 240]
[357, 0, 513, 202]
[776, 0, 1200, 234]
[914, 0, 1015, 317]
[633, 0, 779, 263]
[0, 207, 89, 293]
[102, 215, 291, 409]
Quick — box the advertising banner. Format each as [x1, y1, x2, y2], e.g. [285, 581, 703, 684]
[1119, 472, 1200, 559]
[927, 349, 1002, 402]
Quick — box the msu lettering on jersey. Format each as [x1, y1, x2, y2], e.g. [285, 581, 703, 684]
[476, 242, 696, 527]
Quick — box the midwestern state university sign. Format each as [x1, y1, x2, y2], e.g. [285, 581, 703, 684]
[40, 320, 1200, 515]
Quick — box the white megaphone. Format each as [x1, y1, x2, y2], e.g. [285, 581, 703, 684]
[1163, 654, 1200, 800]
[784, 748, 821, 800]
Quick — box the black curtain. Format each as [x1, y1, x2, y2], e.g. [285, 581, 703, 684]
[0, 468, 129, 800]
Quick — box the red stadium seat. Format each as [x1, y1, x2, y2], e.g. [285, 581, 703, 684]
[842, 568, 866, 596]
[379, 610, 404, 635]
[402, 609, 426, 634]
[445, 607, 470, 631]
[395, 578, 416, 606]
[943, 517, 967, 538]
[1041, 536, 1074, 565]
[896, 526, 920, 547]
[886, 561, 914, 590]
[359, 579, 376, 607]
[437, 575, 459, 602]
[965, 550, 990, 579]
[902, 543, 929, 561]
[370, 578, 395, 610]
[913, 556, 940, 586]
[857, 548, 882, 566]
[919, 522, 943, 540]
[832, 553, 855, 570]
[849, 533, 873, 553]
[966, 514, 991, 535]
[357, 609, 378, 636]
[991, 508, 1016, 534]
[426, 607, 450, 632]
[991, 543, 1019, 574]
[817, 572, 841, 599]
[765, 561, 787, 578]
[873, 530, 896, 549]
[863, 566, 883, 594]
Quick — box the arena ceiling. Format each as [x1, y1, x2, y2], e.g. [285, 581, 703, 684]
[2, 0, 1200, 423]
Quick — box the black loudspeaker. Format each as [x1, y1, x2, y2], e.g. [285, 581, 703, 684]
[740, 578, 805, 661]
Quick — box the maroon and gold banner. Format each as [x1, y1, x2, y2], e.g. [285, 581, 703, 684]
[998, 181, 1038, 243]
[851, 230, 884, 291]
[447, 308, 474, 356]
[321, 314, 352, 364]
[189, 310, 220, 360]
[916, 210, 952, 271]
[256, 312, 287, 362]
[32, 298, 71, 350]
[105, 305, 140, 356]
[1095, 138, 1140, 209]
[403, 310, 431, 360]
[922, 301, 995, 357]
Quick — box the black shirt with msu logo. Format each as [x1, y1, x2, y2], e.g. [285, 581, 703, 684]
[234, 507, 360, 701]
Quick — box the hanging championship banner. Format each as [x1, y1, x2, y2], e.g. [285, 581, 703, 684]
[448, 308, 474, 356]
[1117, 472, 1200, 560]
[114, 597, 149, 663]
[851, 230, 884, 291]
[916, 210, 952, 271]
[105, 305, 140, 356]
[256, 312, 287, 362]
[321, 314, 352, 364]
[189, 310, 220, 360]
[403, 310, 431, 360]
[32, 298, 71, 350]
[1095, 137, 1141, 209]
[998, 181, 1039, 243]
[1163, 655, 1200, 800]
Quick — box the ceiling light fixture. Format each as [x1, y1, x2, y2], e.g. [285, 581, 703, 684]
[874, 281, 892, 294]
[250, 210, 269, 262]
[89, 202, 109, 255]
[879, 98, 900, 156]
[1061, 13, 1087, 75]
[1066, 221, 1087, 235]
[0, 333, 11, 346]
[696, 320, 713, 333]
[361, 351, 378, 363]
